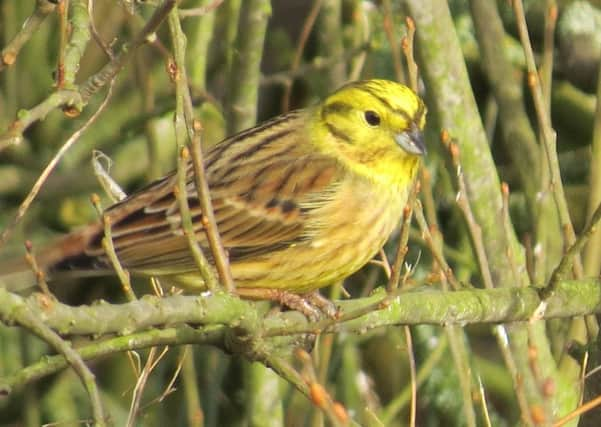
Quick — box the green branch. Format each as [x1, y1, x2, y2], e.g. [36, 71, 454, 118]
[1, 280, 600, 339]
[2, 280, 600, 414]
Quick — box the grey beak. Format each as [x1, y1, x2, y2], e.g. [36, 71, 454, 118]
[394, 124, 427, 156]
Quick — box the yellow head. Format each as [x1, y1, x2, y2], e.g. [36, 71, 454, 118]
[312, 79, 427, 188]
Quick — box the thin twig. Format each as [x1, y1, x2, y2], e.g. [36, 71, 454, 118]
[88, 0, 115, 60]
[513, 0, 582, 280]
[180, 346, 203, 427]
[0, 89, 83, 151]
[79, 0, 177, 102]
[9, 296, 107, 425]
[540, 1, 557, 112]
[168, 9, 234, 291]
[381, 247, 417, 426]
[543, 201, 601, 300]
[189, 122, 235, 291]
[404, 325, 417, 427]
[294, 349, 349, 426]
[56, 0, 69, 88]
[260, 43, 370, 87]
[0, 77, 115, 248]
[127, 346, 170, 427]
[23, 241, 50, 295]
[401, 16, 418, 91]
[493, 325, 535, 426]
[388, 182, 419, 292]
[347, 1, 369, 80]
[583, 42, 601, 276]
[173, 152, 219, 291]
[91, 194, 137, 302]
[477, 375, 492, 427]
[380, 334, 448, 424]
[553, 394, 601, 427]
[0, 0, 56, 72]
[381, 0, 405, 83]
[501, 183, 524, 287]
[179, 0, 224, 18]
[167, 8, 233, 291]
[413, 200, 461, 290]
[448, 141, 495, 290]
[281, 0, 323, 111]
[412, 157, 476, 426]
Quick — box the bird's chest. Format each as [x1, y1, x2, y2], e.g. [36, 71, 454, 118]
[305, 178, 407, 264]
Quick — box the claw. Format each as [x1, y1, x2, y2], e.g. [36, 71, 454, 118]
[234, 288, 340, 321]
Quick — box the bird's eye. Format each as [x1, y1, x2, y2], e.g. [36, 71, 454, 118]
[364, 110, 381, 126]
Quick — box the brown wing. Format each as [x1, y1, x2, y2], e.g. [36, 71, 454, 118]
[82, 110, 341, 275]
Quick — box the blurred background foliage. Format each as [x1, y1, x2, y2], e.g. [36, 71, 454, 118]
[0, 0, 600, 426]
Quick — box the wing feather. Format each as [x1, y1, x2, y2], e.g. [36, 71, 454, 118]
[83, 110, 343, 275]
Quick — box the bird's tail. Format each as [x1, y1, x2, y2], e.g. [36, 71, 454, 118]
[0, 223, 106, 292]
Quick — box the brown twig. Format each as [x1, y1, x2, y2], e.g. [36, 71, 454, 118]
[189, 121, 235, 291]
[413, 200, 461, 290]
[477, 375, 492, 427]
[90, 194, 137, 302]
[295, 349, 350, 426]
[404, 325, 417, 427]
[179, 0, 224, 18]
[56, 0, 69, 88]
[88, 0, 115, 60]
[402, 16, 418, 91]
[127, 346, 170, 427]
[388, 181, 419, 292]
[23, 240, 50, 296]
[540, 1, 557, 112]
[173, 153, 219, 291]
[553, 393, 601, 427]
[168, 8, 234, 291]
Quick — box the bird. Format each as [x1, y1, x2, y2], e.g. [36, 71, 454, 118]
[2, 79, 426, 303]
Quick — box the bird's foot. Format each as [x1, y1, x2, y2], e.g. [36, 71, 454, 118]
[235, 288, 340, 321]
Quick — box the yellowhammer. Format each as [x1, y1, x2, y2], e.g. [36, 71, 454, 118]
[8, 79, 426, 297]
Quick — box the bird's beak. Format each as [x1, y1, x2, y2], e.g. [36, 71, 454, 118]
[395, 123, 427, 156]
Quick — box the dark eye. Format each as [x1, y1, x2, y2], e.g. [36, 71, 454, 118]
[364, 110, 381, 126]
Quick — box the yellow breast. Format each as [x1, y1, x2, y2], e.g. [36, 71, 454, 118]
[229, 173, 409, 292]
